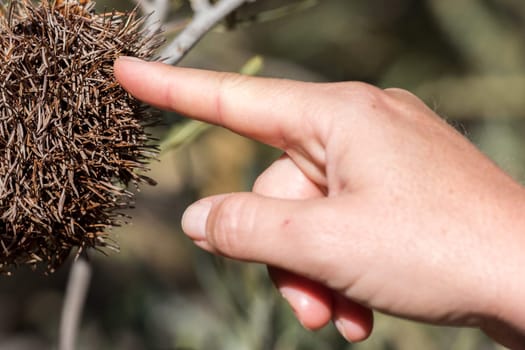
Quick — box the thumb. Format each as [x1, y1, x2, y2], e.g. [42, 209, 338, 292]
[181, 193, 348, 279]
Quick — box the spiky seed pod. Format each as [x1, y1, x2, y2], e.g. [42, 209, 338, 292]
[0, 0, 164, 274]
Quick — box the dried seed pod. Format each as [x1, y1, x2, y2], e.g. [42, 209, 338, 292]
[0, 0, 164, 274]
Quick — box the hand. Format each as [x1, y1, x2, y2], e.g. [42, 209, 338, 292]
[114, 57, 525, 349]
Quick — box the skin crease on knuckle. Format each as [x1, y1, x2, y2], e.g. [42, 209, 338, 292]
[213, 71, 250, 127]
[206, 195, 248, 259]
[275, 83, 326, 150]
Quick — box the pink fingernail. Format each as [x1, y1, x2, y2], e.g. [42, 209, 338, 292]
[335, 319, 352, 343]
[181, 200, 211, 240]
[280, 287, 308, 329]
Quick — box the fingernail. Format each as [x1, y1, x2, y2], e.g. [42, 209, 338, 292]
[335, 319, 352, 343]
[280, 287, 310, 311]
[181, 201, 211, 240]
[117, 56, 145, 63]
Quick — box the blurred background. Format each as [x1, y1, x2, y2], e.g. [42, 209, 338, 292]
[1, 0, 524, 348]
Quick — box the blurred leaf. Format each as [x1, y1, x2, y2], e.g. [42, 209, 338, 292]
[161, 120, 211, 152]
[240, 55, 264, 75]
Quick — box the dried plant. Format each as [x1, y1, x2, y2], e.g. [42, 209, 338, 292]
[0, 0, 164, 274]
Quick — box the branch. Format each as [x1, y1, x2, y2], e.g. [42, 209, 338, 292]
[161, 0, 250, 65]
[133, 0, 169, 30]
[190, 0, 211, 13]
[59, 257, 92, 350]
[132, 0, 155, 15]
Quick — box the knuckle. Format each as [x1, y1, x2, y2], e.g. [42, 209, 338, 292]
[215, 72, 250, 124]
[330, 81, 387, 103]
[384, 87, 418, 101]
[251, 175, 266, 194]
[383, 87, 412, 96]
[319, 82, 394, 124]
[384, 87, 429, 109]
[319, 82, 393, 119]
[208, 195, 255, 257]
[216, 71, 250, 96]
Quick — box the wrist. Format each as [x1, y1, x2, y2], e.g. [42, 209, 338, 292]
[479, 183, 525, 349]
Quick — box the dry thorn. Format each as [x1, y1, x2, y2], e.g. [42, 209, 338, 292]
[0, 0, 164, 274]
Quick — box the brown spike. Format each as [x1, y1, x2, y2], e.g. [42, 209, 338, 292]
[0, 0, 164, 274]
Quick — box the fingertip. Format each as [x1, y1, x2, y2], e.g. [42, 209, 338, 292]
[280, 286, 332, 330]
[181, 200, 212, 241]
[113, 56, 146, 96]
[333, 295, 374, 342]
[113, 57, 174, 111]
[113, 56, 143, 81]
[334, 317, 373, 343]
[269, 268, 333, 330]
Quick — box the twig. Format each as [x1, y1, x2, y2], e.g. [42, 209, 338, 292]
[59, 257, 92, 350]
[190, 0, 211, 13]
[161, 0, 250, 65]
[132, 0, 155, 15]
[148, 0, 169, 30]
[162, 18, 192, 36]
[133, 0, 169, 30]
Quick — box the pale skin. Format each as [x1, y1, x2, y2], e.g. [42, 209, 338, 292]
[114, 57, 525, 349]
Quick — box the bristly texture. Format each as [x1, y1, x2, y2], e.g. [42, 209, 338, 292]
[0, 0, 164, 274]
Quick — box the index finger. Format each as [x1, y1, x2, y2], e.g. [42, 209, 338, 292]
[114, 57, 319, 148]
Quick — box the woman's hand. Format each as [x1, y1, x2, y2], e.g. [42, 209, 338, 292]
[115, 57, 525, 349]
